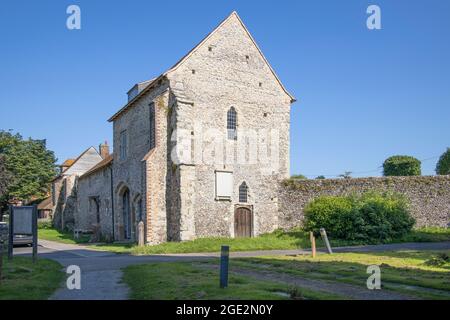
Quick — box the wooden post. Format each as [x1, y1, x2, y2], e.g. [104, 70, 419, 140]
[310, 232, 316, 258]
[220, 245, 229, 288]
[320, 228, 333, 254]
[138, 221, 145, 247]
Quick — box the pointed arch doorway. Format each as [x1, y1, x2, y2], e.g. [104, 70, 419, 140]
[234, 206, 253, 238]
[122, 189, 131, 240]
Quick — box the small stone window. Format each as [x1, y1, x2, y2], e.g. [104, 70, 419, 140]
[208, 46, 213, 52]
[239, 182, 248, 203]
[259, 82, 263, 87]
[61, 179, 67, 203]
[227, 107, 237, 140]
[119, 130, 127, 160]
[192, 69, 196, 74]
[149, 103, 156, 149]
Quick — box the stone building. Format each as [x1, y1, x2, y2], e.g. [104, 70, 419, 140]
[105, 11, 294, 244]
[51, 144, 109, 230]
[75, 154, 113, 241]
[56, 11, 294, 244]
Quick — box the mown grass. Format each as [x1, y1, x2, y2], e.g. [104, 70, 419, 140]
[0, 256, 64, 300]
[122, 261, 343, 300]
[230, 250, 450, 300]
[39, 226, 450, 255]
[131, 227, 450, 255]
[38, 228, 90, 244]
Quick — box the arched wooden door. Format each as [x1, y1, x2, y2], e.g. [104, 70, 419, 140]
[234, 206, 253, 238]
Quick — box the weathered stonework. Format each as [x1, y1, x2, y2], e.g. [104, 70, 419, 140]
[165, 14, 291, 240]
[76, 162, 113, 241]
[111, 79, 170, 243]
[105, 12, 294, 244]
[51, 147, 103, 231]
[278, 175, 450, 229]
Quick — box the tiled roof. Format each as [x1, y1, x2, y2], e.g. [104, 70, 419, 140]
[79, 154, 113, 179]
[37, 197, 52, 210]
[61, 159, 75, 167]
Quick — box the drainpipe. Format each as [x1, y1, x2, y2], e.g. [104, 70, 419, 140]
[110, 166, 115, 241]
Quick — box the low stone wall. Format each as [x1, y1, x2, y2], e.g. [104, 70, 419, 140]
[0, 222, 8, 252]
[278, 175, 450, 229]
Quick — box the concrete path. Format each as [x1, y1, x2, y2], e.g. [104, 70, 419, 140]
[13, 240, 450, 300]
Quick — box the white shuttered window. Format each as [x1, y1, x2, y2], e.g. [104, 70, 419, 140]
[215, 171, 233, 200]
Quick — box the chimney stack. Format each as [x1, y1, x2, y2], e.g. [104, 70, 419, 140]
[99, 141, 110, 159]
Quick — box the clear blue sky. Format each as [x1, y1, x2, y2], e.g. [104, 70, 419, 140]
[0, 0, 449, 177]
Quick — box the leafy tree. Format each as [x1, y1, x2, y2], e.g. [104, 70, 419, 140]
[0, 155, 11, 198]
[435, 148, 450, 175]
[291, 174, 307, 180]
[0, 130, 21, 153]
[383, 155, 421, 176]
[0, 154, 12, 220]
[315, 175, 326, 179]
[0, 130, 57, 212]
[339, 171, 352, 179]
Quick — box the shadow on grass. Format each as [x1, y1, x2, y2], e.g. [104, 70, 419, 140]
[229, 252, 450, 299]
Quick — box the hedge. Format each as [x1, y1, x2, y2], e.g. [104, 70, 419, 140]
[303, 192, 415, 243]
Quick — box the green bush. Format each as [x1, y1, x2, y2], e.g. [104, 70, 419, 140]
[38, 219, 53, 229]
[435, 148, 450, 175]
[303, 192, 415, 243]
[291, 174, 307, 180]
[383, 155, 421, 176]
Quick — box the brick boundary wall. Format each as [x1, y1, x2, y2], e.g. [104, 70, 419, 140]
[278, 175, 450, 230]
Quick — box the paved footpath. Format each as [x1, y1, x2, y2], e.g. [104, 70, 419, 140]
[14, 240, 450, 300]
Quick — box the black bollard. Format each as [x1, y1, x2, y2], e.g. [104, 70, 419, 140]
[219, 245, 229, 288]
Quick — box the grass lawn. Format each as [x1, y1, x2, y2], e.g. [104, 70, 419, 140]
[122, 261, 343, 300]
[38, 226, 450, 255]
[231, 250, 450, 300]
[0, 256, 64, 300]
[38, 228, 134, 253]
[38, 228, 91, 244]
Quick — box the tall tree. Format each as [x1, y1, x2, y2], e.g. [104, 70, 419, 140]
[0, 154, 12, 220]
[383, 155, 421, 176]
[435, 148, 450, 175]
[0, 130, 58, 211]
[0, 154, 11, 198]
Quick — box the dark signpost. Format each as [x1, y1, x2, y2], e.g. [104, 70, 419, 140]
[219, 245, 229, 288]
[0, 237, 3, 284]
[8, 205, 38, 262]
